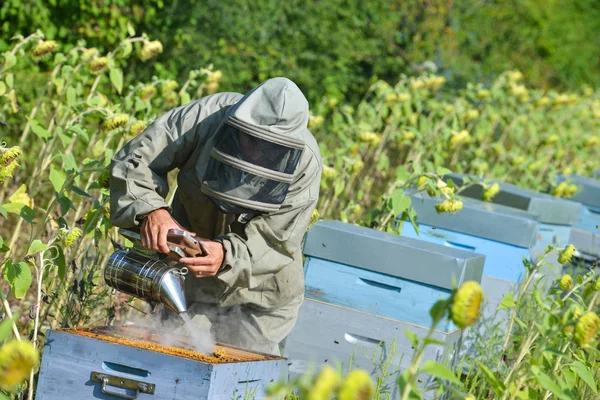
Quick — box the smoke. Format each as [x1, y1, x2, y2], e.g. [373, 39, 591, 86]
[123, 305, 216, 355]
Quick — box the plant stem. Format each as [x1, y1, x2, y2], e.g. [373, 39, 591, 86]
[27, 250, 46, 400]
[542, 342, 570, 400]
[0, 287, 21, 340]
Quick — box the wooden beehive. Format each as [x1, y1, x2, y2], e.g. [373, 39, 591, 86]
[35, 326, 288, 400]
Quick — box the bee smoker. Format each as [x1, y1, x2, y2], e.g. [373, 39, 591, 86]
[104, 228, 205, 315]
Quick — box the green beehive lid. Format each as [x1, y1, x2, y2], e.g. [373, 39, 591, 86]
[409, 195, 539, 248]
[556, 174, 600, 209]
[443, 173, 582, 226]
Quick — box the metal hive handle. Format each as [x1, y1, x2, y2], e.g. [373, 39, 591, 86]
[91, 371, 155, 399]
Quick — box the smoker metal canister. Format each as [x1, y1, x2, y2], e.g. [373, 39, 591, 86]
[104, 249, 188, 314]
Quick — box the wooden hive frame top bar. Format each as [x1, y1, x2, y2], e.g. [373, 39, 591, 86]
[60, 326, 284, 364]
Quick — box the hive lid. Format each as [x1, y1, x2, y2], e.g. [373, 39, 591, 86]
[568, 228, 600, 258]
[556, 174, 600, 209]
[443, 173, 582, 226]
[409, 194, 539, 248]
[302, 220, 484, 290]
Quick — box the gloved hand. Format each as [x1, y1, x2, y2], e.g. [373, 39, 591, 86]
[140, 209, 196, 254]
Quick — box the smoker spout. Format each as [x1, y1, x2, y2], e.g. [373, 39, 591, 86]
[159, 271, 188, 314]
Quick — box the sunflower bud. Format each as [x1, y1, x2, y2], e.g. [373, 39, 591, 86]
[206, 70, 223, 84]
[536, 96, 550, 108]
[358, 132, 381, 145]
[464, 109, 479, 122]
[584, 136, 600, 146]
[477, 89, 490, 100]
[308, 115, 324, 130]
[410, 79, 425, 91]
[397, 93, 411, 103]
[206, 81, 219, 95]
[482, 183, 500, 202]
[97, 170, 110, 189]
[0, 339, 39, 391]
[129, 121, 147, 137]
[553, 181, 568, 198]
[1, 146, 22, 168]
[63, 228, 82, 248]
[507, 71, 523, 83]
[102, 114, 129, 132]
[543, 135, 559, 145]
[0, 162, 18, 183]
[162, 80, 179, 95]
[573, 312, 600, 347]
[308, 366, 341, 400]
[558, 244, 576, 265]
[90, 57, 109, 74]
[164, 91, 179, 107]
[435, 199, 463, 214]
[322, 165, 337, 179]
[450, 281, 483, 329]
[140, 40, 163, 61]
[337, 369, 374, 400]
[32, 40, 58, 58]
[559, 274, 573, 290]
[448, 130, 470, 148]
[384, 93, 397, 103]
[140, 86, 156, 101]
[350, 160, 365, 174]
[424, 76, 446, 91]
[417, 176, 428, 189]
[83, 48, 98, 60]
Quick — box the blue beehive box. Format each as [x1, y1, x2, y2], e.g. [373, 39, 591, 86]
[35, 328, 288, 400]
[401, 195, 539, 319]
[443, 173, 582, 283]
[555, 175, 600, 272]
[283, 221, 484, 398]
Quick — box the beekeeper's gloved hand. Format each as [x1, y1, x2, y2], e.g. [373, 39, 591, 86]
[140, 208, 196, 254]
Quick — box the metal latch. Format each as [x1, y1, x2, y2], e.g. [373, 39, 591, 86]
[91, 371, 155, 399]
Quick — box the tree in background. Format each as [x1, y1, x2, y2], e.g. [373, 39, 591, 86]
[1, 0, 599, 105]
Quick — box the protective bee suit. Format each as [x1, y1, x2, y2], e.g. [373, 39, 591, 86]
[109, 78, 322, 355]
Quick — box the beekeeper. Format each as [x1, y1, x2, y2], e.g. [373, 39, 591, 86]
[109, 78, 322, 355]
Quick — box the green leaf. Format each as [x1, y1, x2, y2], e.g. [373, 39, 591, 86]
[71, 186, 91, 198]
[66, 86, 77, 106]
[54, 52, 67, 64]
[6, 73, 14, 89]
[127, 21, 136, 37]
[3, 52, 16, 70]
[180, 90, 191, 105]
[419, 360, 462, 386]
[436, 167, 452, 176]
[403, 329, 419, 347]
[20, 206, 37, 224]
[57, 195, 75, 217]
[49, 166, 67, 193]
[58, 130, 72, 147]
[69, 124, 89, 143]
[4, 260, 32, 299]
[110, 67, 124, 94]
[52, 77, 65, 94]
[0, 204, 6, 218]
[61, 153, 79, 172]
[498, 292, 517, 309]
[122, 41, 133, 58]
[531, 368, 570, 400]
[30, 119, 52, 140]
[423, 338, 446, 346]
[55, 246, 66, 280]
[135, 98, 146, 112]
[27, 240, 48, 256]
[391, 189, 411, 216]
[3, 202, 24, 214]
[396, 165, 411, 182]
[0, 81, 6, 96]
[405, 208, 419, 235]
[0, 235, 9, 253]
[0, 314, 18, 341]
[429, 299, 448, 322]
[477, 361, 506, 396]
[571, 361, 597, 394]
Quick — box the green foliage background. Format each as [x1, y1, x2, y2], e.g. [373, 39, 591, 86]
[2, 0, 600, 105]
